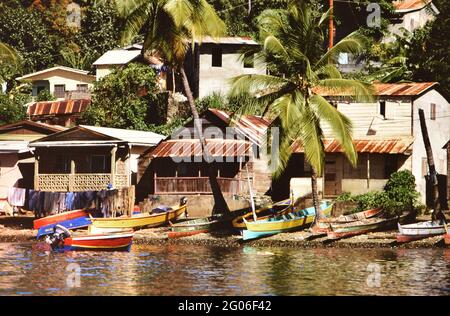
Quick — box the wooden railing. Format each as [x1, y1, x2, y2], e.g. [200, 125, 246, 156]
[154, 176, 247, 194]
[37, 173, 129, 192]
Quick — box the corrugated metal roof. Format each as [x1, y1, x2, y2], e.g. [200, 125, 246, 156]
[393, 0, 431, 12]
[208, 109, 270, 147]
[78, 125, 166, 146]
[315, 82, 438, 97]
[93, 50, 141, 66]
[148, 139, 252, 158]
[292, 138, 414, 154]
[0, 141, 30, 153]
[0, 120, 66, 133]
[17, 66, 93, 81]
[198, 36, 259, 45]
[27, 99, 91, 117]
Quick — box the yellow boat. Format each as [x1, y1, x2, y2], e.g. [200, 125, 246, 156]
[90, 198, 187, 230]
[242, 201, 333, 240]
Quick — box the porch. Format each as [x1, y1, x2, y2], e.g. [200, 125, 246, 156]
[154, 176, 247, 195]
[36, 173, 128, 192]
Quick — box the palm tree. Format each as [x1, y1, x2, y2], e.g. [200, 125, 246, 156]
[107, 0, 230, 213]
[0, 42, 19, 84]
[230, 0, 373, 223]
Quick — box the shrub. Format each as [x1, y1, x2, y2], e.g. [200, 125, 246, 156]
[36, 89, 55, 102]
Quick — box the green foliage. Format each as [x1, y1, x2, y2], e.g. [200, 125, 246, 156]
[0, 92, 30, 125]
[80, 63, 161, 131]
[336, 170, 420, 217]
[36, 89, 56, 102]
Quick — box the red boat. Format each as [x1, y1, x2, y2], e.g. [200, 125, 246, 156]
[445, 234, 450, 245]
[33, 209, 90, 229]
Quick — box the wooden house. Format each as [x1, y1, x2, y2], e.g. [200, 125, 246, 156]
[28, 125, 165, 192]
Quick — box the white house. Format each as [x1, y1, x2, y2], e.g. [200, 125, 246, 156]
[287, 82, 449, 205]
[16, 66, 95, 100]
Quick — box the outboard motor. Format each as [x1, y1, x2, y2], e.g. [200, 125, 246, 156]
[45, 224, 72, 251]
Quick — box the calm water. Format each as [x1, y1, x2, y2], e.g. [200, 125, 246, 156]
[0, 242, 449, 296]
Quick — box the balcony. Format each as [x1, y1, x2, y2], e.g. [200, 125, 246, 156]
[36, 173, 129, 192]
[154, 176, 248, 195]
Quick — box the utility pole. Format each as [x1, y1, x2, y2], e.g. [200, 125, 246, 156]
[418, 108, 440, 212]
[329, 0, 334, 49]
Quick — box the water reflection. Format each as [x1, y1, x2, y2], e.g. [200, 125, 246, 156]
[0, 242, 449, 295]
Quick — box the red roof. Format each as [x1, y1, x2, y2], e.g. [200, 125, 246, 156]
[148, 139, 252, 158]
[27, 99, 91, 117]
[315, 82, 437, 97]
[393, 0, 431, 11]
[292, 138, 414, 154]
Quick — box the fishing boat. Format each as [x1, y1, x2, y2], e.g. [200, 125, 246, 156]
[45, 225, 133, 252]
[311, 208, 382, 235]
[232, 198, 293, 229]
[168, 216, 222, 238]
[396, 221, 448, 243]
[33, 209, 90, 230]
[242, 201, 333, 241]
[327, 213, 411, 240]
[89, 197, 187, 230]
[36, 216, 92, 239]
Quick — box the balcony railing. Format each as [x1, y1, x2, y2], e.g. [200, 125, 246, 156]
[154, 176, 248, 194]
[37, 173, 129, 192]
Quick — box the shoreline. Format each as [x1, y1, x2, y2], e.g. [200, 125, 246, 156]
[0, 218, 447, 249]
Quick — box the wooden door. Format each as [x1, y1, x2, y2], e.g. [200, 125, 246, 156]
[324, 154, 342, 196]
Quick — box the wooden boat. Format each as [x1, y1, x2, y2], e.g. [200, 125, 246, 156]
[89, 198, 187, 230]
[327, 213, 410, 240]
[49, 232, 134, 252]
[168, 216, 222, 238]
[396, 221, 448, 243]
[33, 209, 90, 230]
[87, 225, 133, 235]
[242, 201, 333, 241]
[444, 233, 450, 245]
[232, 198, 292, 229]
[311, 208, 382, 235]
[36, 216, 92, 239]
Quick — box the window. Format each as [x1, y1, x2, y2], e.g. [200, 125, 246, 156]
[56, 155, 70, 173]
[54, 84, 66, 98]
[430, 103, 436, 120]
[76, 84, 88, 92]
[379, 101, 386, 119]
[384, 155, 398, 178]
[211, 47, 222, 67]
[91, 155, 107, 173]
[243, 52, 254, 68]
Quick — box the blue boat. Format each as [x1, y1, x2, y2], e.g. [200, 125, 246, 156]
[36, 216, 92, 239]
[242, 201, 333, 241]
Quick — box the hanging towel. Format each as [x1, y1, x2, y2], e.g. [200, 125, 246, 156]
[65, 192, 74, 210]
[7, 187, 26, 207]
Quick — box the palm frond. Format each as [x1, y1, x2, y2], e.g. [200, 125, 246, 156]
[229, 74, 290, 97]
[316, 31, 367, 67]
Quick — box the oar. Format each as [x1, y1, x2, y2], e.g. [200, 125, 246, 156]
[245, 164, 257, 221]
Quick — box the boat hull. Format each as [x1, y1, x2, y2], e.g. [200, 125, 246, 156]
[33, 209, 90, 229]
[168, 216, 224, 238]
[90, 205, 187, 229]
[396, 234, 441, 243]
[445, 234, 450, 245]
[398, 221, 447, 236]
[232, 199, 292, 229]
[61, 232, 134, 251]
[37, 216, 92, 239]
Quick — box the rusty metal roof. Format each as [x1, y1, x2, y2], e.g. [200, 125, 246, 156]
[314, 82, 438, 97]
[393, 0, 432, 12]
[27, 99, 91, 117]
[148, 139, 253, 158]
[208, 109, 270, 147]
[292, 138, 414, 154]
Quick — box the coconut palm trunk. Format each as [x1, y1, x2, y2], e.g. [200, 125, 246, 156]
[310, 166, 322, 223]
[179, 66, 230, 214]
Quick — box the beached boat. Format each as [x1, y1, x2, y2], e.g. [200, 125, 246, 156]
[242, 201, 333, 241]
[444, 233, 450, 245]
[45, 225, 134, 252]
[396, 221, 448, 243]
[327, 213, 411, 240]
[232, 199, 292, 229]
[33, 209, 90, 230]
[311, 208, 382, 235]
[89, 198, 187, 230]
[168, 216, 222, 238]
[36, 216, 92, 239]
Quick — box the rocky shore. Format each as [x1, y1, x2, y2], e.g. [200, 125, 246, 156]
[0, 215, 447, 249]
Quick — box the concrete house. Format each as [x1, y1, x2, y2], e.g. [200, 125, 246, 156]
[16, 66, 95, 100]
[283, 82, 449, 206]
[28, 126, 165, 192]
[0, 121, 65, 199]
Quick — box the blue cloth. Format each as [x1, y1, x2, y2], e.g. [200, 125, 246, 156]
[65, 192, 74, 210]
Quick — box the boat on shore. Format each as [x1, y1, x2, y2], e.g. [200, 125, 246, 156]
[327, 213, 411, 240]
[36, 216, 92, 239]
[311, 208, 382, 235]
[396, 221, 448, 243]
[90, 198, 187, 230]
[444, 233, 450, 245]
[242, 201, 333, 241]
[168, 216, 222, 238]
[33, 209, 90, 230]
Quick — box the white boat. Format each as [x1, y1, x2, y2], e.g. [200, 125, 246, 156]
[396, 221, 447, 243]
